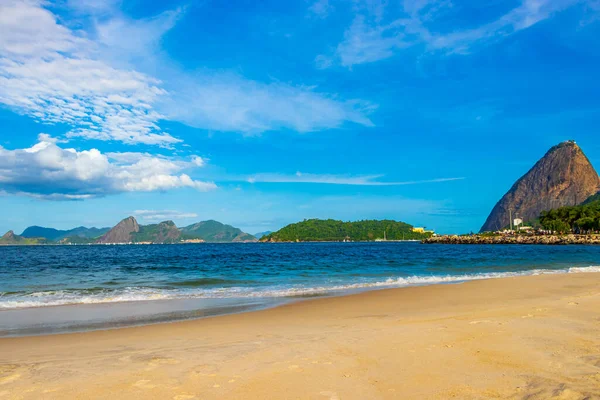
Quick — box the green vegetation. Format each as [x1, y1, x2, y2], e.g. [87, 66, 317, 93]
[59, 236, 96, 244]
[582, 192, 600, 205]
[181, 220, 257, 242]
[132, 221, 181, 243]
[261, 219, 432, 242]
[0, 231, 48, 245]
[539, 200, 600, 233]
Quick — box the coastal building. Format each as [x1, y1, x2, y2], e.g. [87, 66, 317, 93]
[180, 238, 205, 244]
[412, 227, 435, 234]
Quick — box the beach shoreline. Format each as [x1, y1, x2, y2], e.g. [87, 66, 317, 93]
[2, 272, 600, 399]
[3, 264, 600, 337]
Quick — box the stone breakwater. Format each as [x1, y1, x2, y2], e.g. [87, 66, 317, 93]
[423, 234, 600, 245]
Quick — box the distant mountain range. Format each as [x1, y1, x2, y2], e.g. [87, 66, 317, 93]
[181, 220, 257, 243]
[0, 217, 258, 245]
[21, 226, 110, 241]
[253, 231, 272, 239]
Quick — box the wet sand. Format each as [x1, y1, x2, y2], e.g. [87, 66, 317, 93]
[1, 273, 600, 399]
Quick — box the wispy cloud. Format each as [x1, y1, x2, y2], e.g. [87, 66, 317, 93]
[164, 73, 375, 134]
[0, 134, 215, 199]
[421, 0, 582, 53]
[334, 15, 411, 68]
[318, 0, 588, 68]
[246, 171, 465, 185]
[133, 210, 199, 221]
[0, 0, 180, 146]
[308, 0, 333, 19]
[0, 1, 374, 146]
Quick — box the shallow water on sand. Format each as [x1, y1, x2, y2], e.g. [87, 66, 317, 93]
[1, 242, 599, 335]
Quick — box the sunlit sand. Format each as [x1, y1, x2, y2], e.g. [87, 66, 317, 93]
[2, 273, 600, 399]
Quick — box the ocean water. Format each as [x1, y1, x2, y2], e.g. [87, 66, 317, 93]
[1, 242, 599, 336]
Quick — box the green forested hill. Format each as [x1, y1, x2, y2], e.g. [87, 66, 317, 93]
[181, 220, 257, 242]
[133, 221, 182, 243]
[261, 219, 432, 242]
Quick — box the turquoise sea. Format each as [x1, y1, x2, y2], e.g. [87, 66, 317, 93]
[1, 243, 599, 336]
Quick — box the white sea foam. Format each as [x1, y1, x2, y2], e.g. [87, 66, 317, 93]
[1, 266, 599, 310]
[567, 266, 600, 273]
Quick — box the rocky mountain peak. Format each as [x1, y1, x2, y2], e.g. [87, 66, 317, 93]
[96, 216, 140, 244]
[2, 230, 15, 240]
[480, 141, 600, 232]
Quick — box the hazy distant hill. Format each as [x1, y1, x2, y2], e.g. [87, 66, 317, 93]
[21, 226, 109, 241]
[0, 230, 47, 245]
[2, 217, 259, 245]
[253, 231, 272, 239]
[481, 141, 600, 232]
[181, 220, 257, 242]
[261, 219, 431, 242]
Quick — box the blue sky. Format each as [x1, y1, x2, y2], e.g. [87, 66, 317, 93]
[1, 0, 599, 234]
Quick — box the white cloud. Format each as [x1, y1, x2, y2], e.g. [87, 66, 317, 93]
[67, 0, 122, 15]
[94, 7, 185, 63]
[133, 210, 199, 221]
[0, 0, 180, 146]
[0, 134, 216, 199]
[335, 16, 410, 67]
[246, 171, 464, 185]
[164, 73, 375, 134]
[0, 0, 374, 145]
[421, 0, 582, 54]
[320, 0, 587, 68]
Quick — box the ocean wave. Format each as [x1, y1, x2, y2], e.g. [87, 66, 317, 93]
[1, 265, 599, 310]
[567, 266, 600, 273]
[169, 278, 254, 287]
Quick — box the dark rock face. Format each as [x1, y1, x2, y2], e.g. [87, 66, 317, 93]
[96, 216, 140, 244]
[480, 141, 600, 232]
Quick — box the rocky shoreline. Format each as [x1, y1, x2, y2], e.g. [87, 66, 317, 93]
[422, 234, 600, 245]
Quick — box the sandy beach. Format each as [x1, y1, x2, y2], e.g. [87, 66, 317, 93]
[1, 273, 600, 399]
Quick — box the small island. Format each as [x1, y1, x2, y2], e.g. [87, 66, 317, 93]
[260, 219, 433, 242]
